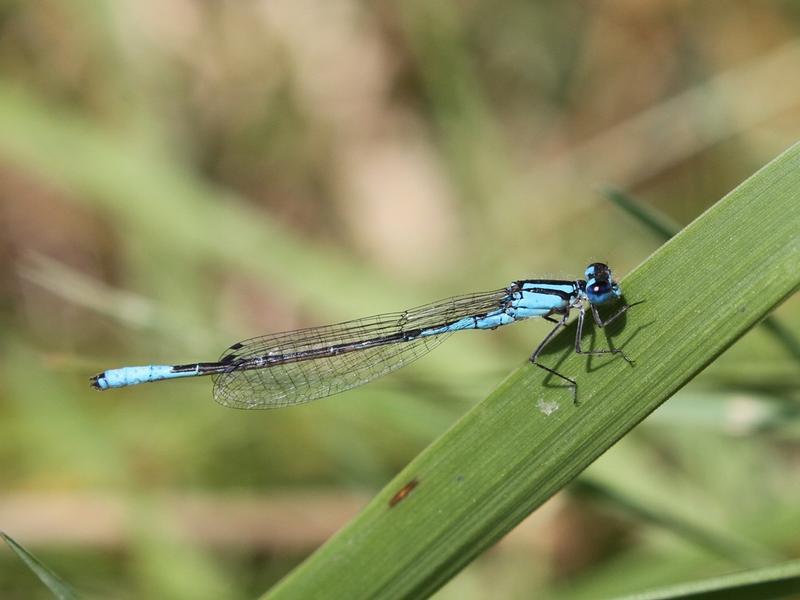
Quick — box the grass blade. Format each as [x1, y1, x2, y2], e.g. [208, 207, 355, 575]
[614, 559, 800, 600]
[572, 479, 770, 566]
[603, 186, 800, 364]
[1, 531, 80, 600]
[265, 144, 800, 599]
[603, 186, 683, 240]
[758, 317, 800, 365]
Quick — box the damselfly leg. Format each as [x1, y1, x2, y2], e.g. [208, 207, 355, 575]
[591, 299, 644, 329]
[530, 299, 639, 405]
[529, 311, 578, 402]
[575, 306, 633, 364]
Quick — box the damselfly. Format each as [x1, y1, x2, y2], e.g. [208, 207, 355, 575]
[91, 263, 637, 408]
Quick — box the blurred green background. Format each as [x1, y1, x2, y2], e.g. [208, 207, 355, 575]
[1, 1, 799, 598]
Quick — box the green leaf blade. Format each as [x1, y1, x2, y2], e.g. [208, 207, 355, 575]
[615, 558, 800, 600]
[1, 532, 80, 600]
[265, 143, 800, 599]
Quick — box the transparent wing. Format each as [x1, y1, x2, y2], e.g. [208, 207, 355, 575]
[212, 288, 509, 409]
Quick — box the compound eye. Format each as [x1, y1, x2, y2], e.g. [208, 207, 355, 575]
[585, 262, 611, 281]
[587, 279, 615, 304]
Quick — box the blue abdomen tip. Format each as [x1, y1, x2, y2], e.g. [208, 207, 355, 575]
[90, 365, 199, 390]
[91, 373, 110, 390]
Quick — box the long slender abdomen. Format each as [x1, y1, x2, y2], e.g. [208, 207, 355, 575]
[91, 364, 208, 390]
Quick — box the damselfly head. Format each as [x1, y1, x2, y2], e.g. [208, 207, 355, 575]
[584, 262, 622, 305]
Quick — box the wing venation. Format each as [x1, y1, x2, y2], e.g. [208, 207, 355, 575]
[212, 288, 509, 409]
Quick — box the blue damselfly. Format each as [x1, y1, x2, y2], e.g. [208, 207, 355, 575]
[91, 263, 637, 407]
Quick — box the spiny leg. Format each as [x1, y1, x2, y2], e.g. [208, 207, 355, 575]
[591, 300, 644, 328]
[584, 303, 640, 364]
[529, 311, 579, 405]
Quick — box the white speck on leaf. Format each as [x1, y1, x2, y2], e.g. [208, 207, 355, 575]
[537, 398, 559, 416]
